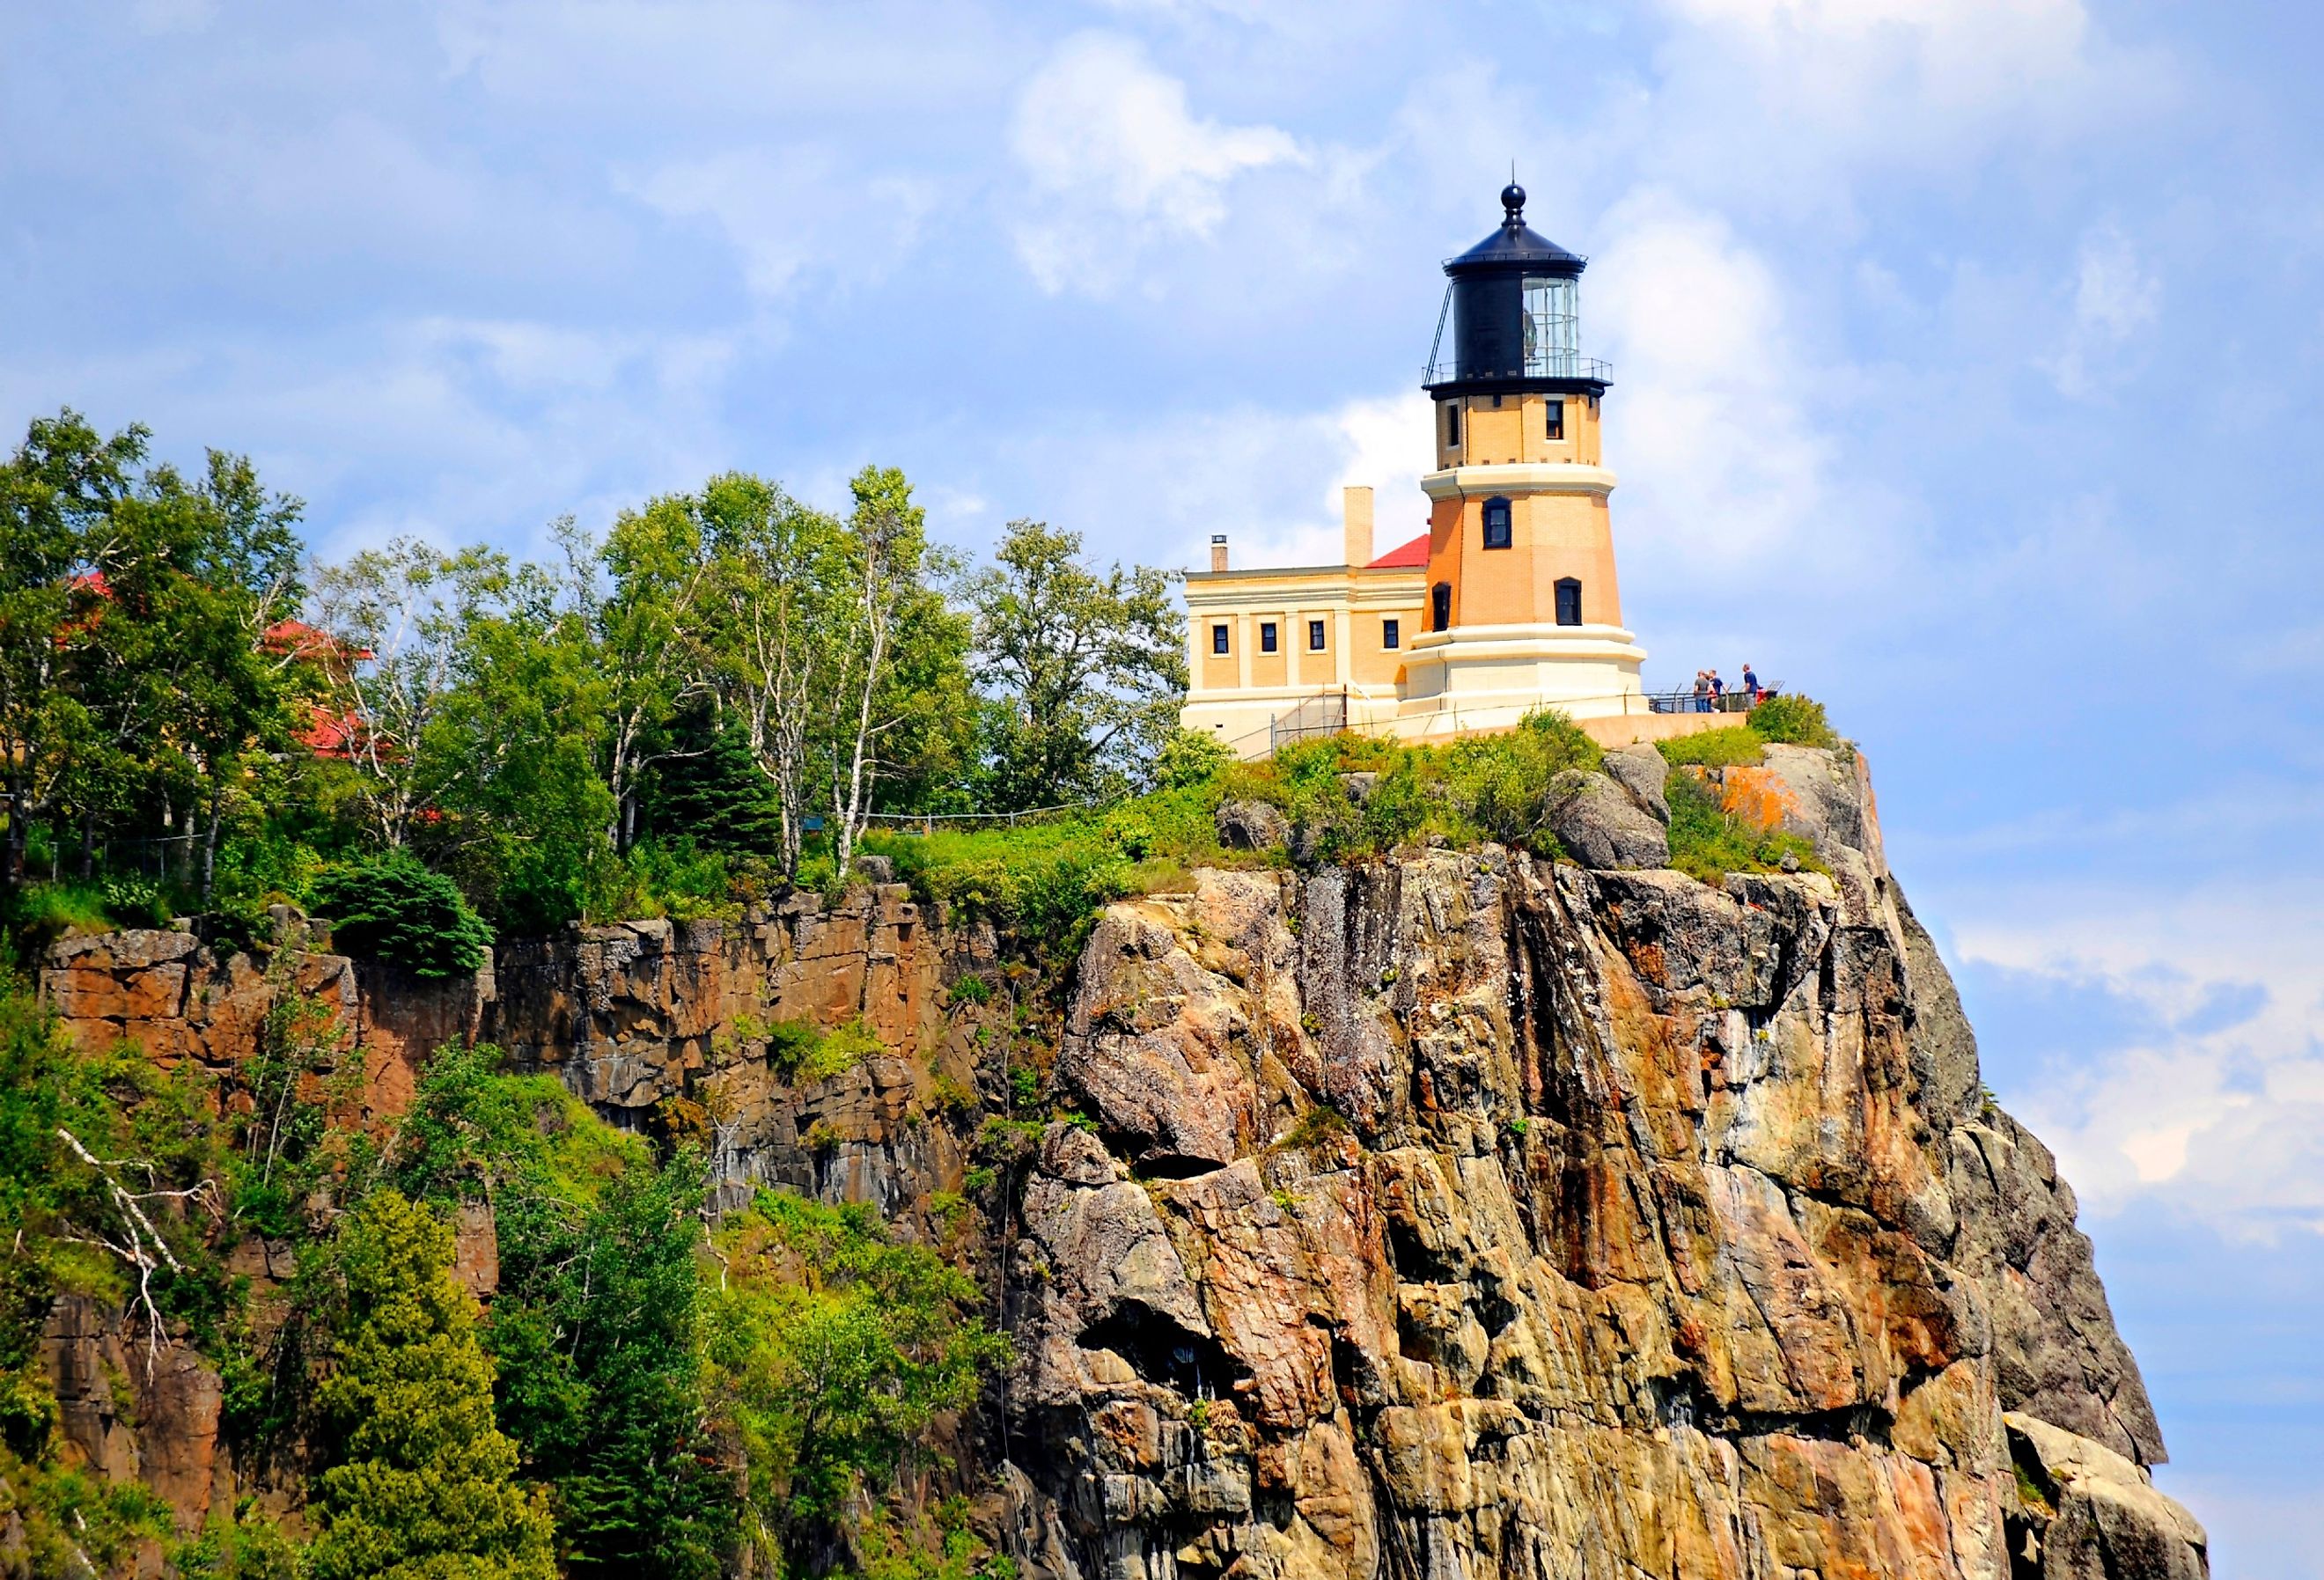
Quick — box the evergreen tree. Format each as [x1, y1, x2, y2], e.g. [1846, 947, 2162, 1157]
[640, 702, 782, 856]
[309, 1190, 555, 1580]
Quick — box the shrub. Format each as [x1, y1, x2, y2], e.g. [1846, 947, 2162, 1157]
[1746, 693, 1838, 747]
[310, 851, 495, 978]
[1441, 709, 1601, 849]
[1662, 769, 1820, 885]
[767, 1017, 883, 1084]
[1656, 727, 1764, 768]
[948, 973, 992, 1007]
[1153, 727, 1234, 790]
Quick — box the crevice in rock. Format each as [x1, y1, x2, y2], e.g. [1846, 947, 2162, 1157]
[1076, 1304, 1247, 1400]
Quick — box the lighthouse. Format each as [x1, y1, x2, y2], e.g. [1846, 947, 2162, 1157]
[1404, 182, 1646, 720]
[1179, 184, 1653, 754]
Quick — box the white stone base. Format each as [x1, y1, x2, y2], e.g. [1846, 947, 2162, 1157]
[1180, 621, 1652, 761]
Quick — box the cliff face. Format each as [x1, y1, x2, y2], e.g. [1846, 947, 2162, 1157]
[1015, 750, 2198, 1580]
[35, 750, 2204, 1580]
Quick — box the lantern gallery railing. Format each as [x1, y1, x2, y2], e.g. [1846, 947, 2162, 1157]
[1423, 352, 1614, 386]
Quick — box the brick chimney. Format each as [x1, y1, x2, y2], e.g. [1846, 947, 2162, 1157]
[1210, 533, 1229, 572]
[1342, 486, 1375, 568]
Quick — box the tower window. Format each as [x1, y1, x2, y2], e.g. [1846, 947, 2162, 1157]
[1430, 583, 1451, 633]
[1260, 621, 1278, 654]
[1307, 619, 1326, 651]
[1545, 400, 1564, 442]
[1555, 577, 1583, 626]
[1382, 617, 1400, 650]
[1482, 496, 1512, 550]
[1211, 623, 1229, 655]
[1445, 401, 1460, 448]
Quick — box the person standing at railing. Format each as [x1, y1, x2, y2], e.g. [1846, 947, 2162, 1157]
[1741, 663, 1760, 704]
[1709, 669, 1725, 710]
[1693, 671, 1710, 711]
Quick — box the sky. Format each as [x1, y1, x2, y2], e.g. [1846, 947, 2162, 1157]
[5, 0, 2323, 1569]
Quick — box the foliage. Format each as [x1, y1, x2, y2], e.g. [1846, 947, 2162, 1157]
[703, 1189, 1010, 1573]
[1152, 726, 1233, 791]
[1745, 692, 1838, 747]
[965, 518, 1186, 812]
[1662, 769, 1821, 884]
[311, 849, 495, 978]
[305, 1188, 556, 1580]
[1655, 726, 1766, 768]
[767, 1017, 885, 1084]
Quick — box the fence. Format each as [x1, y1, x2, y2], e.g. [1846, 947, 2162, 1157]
[1645, 686, 1777, 716]
[1268, 689, 1350, 752]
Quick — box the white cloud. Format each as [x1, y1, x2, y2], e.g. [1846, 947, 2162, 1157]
[1585, 192, 1838, 570]
[620, 146, 937, 306]
[1009, 33, 1304, 295]
[1952, 884, 2324, 1240]
[2043, 224, 2163, 398]
[1633, 0, 2172, 217]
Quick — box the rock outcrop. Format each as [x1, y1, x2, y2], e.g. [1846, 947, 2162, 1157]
[1017, 747, 2202, 1580]
[35, 746, 2202, 1579]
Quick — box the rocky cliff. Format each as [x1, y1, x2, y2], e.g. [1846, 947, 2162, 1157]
[36, 747, 2205, 1580]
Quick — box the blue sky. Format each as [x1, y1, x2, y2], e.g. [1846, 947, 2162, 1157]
[6, 0, 2323, 1569]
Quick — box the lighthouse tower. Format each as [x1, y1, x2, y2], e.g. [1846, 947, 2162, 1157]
[1403, 183, 1646, 724]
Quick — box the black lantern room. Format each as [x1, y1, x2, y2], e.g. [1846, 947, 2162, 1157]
[1423, 184, 1610, 396]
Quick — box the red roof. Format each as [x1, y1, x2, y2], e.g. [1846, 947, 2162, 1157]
[1368, 533, 1429, 569]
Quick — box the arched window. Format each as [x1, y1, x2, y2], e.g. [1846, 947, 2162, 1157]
[1482, 496, 1512, 550]
[1430, 582, 1452, 633]
[1555, 577, 1583, 627]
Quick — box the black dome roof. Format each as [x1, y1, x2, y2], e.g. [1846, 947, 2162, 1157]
[1445, 183, 1585, 276]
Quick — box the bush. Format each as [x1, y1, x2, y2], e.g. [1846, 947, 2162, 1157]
[1656, 726, 1765, 768]
[1662, 769, 1820, 885]
[310, 851, 495, 978]
[1746, 693, 1837, 747]
[1153, 727, 1234, 790]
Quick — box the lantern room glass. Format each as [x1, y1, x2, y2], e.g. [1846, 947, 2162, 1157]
[1521, 276, 1578, 378]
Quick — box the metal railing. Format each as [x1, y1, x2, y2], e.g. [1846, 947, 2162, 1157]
[1423, 353, 1613, 386]
[1269, 690, 1350, 751]
[1646, 686, 1777, 716]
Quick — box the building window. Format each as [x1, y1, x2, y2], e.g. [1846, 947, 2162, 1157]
[1430, 583, 1451, 633]
[1444, 401, 1460, 448]
[1210, 623, 1229, 655]
[1307, 619, 1326, 651]
[1545, 400, 1564, 441]
[1260, 621, 1278, 654]
[1382, 617, 1400, 650]
[1482, 496, 1512, 550]
[1555, 577, 1583, 626]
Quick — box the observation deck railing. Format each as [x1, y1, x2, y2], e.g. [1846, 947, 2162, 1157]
[1423, 353, 1614, 386]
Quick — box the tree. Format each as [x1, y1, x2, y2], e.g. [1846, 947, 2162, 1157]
[309, 539, 515, 851]
[701, 474, 836, 882]
[558, 505, 715, 854]
[387, 1047, 737, 1578]
[0, 410, 141, 892]
[307, 1189, 555, 1580]
[823, 467, 960, 880]
[704, 1191, 1007, 1574]
[965, 519, 1185, 812]
[702, 469, 968, 883]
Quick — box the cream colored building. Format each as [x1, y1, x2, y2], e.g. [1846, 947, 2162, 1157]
[1182, 185, 1708, 757]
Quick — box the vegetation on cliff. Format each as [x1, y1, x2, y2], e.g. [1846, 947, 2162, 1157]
[0, 966, 1009, 1579]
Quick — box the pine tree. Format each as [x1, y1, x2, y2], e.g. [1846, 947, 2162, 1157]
[308, 1190, 555, 1580]
[642, 702, 782, 856]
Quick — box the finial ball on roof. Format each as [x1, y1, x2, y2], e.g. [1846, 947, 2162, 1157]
[1501, 182, 1526, 221]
